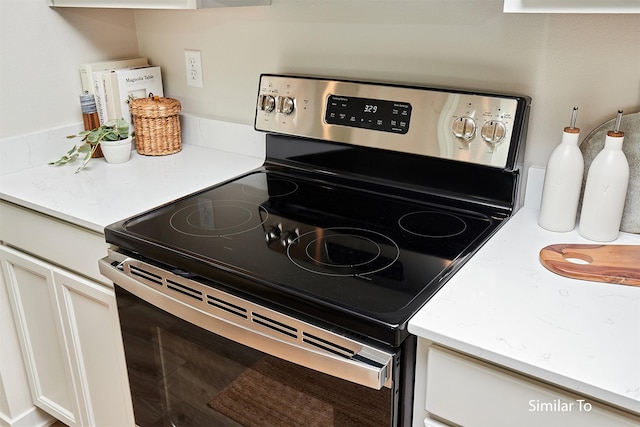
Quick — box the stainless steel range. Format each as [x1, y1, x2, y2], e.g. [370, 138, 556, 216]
[99, 74, 530, 426]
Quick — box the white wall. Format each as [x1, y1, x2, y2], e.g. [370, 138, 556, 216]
[0, 0, 138, 139]
[1, 0, 639, 170]
[133, 0, 640, 168]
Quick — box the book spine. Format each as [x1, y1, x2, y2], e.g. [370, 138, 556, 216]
[79, 65, 94, 95]
[103, 71, 118, 123]
[92, 72, 108, 125]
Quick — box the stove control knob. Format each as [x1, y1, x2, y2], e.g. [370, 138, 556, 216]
[280, 96, 295, 115]
[265, 226, 281, 244]
[260, 95, 276, 112]
[452, 116, 476, 141]
[481, 120, 507, 145]
[281, 230, 299, 247]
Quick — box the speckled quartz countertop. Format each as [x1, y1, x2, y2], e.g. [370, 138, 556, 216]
[0, 117, 265, 233]
[409, 167, 640, 414]
[0, 146, 264, 233]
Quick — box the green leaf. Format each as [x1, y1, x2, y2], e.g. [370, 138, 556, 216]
[75, 152, 93, 174]
[77, 143, 92, 153]
[49, 145, 79, 166]
[86, 129, 103, 143]
[116, 118, 129, 138]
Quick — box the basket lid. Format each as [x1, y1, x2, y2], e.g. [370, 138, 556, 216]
[129, 94, 181, 118]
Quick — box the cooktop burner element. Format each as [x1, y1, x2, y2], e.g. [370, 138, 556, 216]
[399, 211, 468, 238]
[169, 200, 268, 237]
[242, 177, 298, 198]
[105, 74, 530, 346]
[287, 227, 400, 277]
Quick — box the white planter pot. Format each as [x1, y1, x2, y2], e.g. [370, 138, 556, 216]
[100, 137, 132, 164]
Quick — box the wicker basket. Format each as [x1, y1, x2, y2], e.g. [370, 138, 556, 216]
[129, 95, 182, 156]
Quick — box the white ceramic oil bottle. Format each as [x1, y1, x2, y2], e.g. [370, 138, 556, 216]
[578, 110, 629, 242]
[539, 107, 584, 232]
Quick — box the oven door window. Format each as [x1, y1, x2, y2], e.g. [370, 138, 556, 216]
[116, 287, 393, 427]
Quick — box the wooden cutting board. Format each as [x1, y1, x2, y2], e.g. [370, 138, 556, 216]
[539, 244, 640, 287]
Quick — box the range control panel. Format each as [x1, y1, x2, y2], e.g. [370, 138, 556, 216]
[255, 74, 530, 170]
[325, 95, 412, 134]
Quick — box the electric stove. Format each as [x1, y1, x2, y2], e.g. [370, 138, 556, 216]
[100, 74, 530, 427]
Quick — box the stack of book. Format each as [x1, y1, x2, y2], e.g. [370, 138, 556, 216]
[80, 58, 164, 126]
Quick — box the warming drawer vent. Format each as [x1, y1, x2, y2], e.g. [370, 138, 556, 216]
[166, 279, 203, 302]
[303, 332, 355, 359]
[129, 265, 162, 286]
[252, 312, 298, 339]
[207, 295, 248, 319]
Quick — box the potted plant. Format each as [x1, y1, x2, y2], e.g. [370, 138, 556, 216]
[50, 118, 132, 173]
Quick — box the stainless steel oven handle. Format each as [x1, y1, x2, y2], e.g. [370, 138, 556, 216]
[99, 253, 394, 390]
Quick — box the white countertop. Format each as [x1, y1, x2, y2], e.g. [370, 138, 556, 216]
[0, 145, 264, 233]
[0, 118, 265, 233]
[409, 196, 640, 413]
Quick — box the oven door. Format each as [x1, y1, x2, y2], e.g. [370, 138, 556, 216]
[99, 250, 399, 427]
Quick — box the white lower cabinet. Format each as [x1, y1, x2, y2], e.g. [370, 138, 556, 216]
[1, 245, 134, 427]
[0, 261, 53, 427]
[414, 340, 640, 427]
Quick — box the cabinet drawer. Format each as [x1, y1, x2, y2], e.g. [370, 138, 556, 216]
[425, 346, 639, 427]
[0, 201, 109, 286]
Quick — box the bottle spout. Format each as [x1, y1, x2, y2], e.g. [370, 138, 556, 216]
[608, 110, 624, 138]
[569, 106, 578, 129]
[564, 106, 580, 134]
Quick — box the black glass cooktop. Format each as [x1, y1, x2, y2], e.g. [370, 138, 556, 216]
[106, 169, 499, 345]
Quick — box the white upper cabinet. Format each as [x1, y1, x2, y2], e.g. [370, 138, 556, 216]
[504, 0, 640, 13]
[48, 0, 270, 9]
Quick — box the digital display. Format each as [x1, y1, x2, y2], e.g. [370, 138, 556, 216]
[325, 95, 411, 134]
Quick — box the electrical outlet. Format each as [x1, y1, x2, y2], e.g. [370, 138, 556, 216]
[184, 49, 203, 88]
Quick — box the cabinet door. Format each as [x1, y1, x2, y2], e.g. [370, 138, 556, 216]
[424, 345, 640, 427]
[0, 255, 55, 427]
[0, 245, 84, 426]
[503, 0, 640, 13]
[54, 268, 135, 427]
[48, 0, 270, 9]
